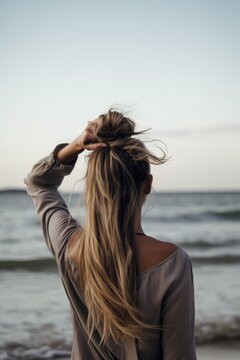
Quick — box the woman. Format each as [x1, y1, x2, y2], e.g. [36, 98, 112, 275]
[24, 110, 197, 360]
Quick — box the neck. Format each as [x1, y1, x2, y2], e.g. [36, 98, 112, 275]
[135, 220, 144, 235]
[135, 199, 144, 234]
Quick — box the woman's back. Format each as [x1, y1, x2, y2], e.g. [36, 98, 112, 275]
[68, 234, 196, 359]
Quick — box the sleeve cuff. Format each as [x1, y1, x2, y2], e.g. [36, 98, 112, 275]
[51, 143, 78, 166]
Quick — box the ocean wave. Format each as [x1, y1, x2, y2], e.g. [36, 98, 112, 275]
[178, 238, 240, 248]
[196, 316, 240, 344]
[0, 318, 240, 359]
[143, 208, 240, 222]
[1, 252, 240, 272]
[0, 346, 71, 360]
[191, 254, 240, 264]
[208, 209, 240, 220]
[0, 189, 26, 194]
[0, 258, 57, 272]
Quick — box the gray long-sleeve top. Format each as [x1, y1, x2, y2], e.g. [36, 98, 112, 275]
[24, 144, 197, 360]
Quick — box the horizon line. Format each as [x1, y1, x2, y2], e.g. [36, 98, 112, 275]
[1, 187, 240, 194]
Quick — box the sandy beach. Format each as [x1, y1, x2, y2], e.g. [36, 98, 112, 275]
[56, 341, 240, 360]
[1, 340, 240, 359]
[51, 341, 240, 360]
[196, 340, 240, 360]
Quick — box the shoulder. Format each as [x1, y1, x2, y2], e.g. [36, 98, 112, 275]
[145, 236, 179, 261]
[137, 234, 192, 276]
[155, 238, 178, 255]
[149, 237, 191, 261]
[137, 236, 180, 274]
[151, 241, 193, 279]
[155, 240, 191, 270]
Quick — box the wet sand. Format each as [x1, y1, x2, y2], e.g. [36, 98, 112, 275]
[3, 340, 239, 360]
[196, 340, 240, 360]
[53, 340, 240, 360]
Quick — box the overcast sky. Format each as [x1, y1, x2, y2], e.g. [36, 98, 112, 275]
[1, 0, 239, 191]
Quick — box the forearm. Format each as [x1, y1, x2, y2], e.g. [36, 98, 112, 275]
[24, 145, 80, 258]
[24, 143, 79, 189]
[56, 139, 84, 165]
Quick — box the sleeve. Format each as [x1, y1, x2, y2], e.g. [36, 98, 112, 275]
[160, 249, 197, 360]
[24, 143, 81, 263]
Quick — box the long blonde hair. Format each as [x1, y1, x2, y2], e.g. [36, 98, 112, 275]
[74, 110, 167, 348]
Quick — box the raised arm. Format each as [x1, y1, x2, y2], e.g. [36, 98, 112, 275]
[24, 120, 106, 263]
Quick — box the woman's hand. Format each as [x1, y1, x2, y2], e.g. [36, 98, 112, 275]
[74, 120, 106, 151]
[56, 119, 106, 165]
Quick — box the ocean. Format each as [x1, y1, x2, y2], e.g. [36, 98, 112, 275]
[0, 190, 240, 359]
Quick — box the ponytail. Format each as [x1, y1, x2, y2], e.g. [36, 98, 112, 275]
[73, 110, 167, 347]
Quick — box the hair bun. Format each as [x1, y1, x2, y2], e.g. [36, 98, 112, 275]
[95, 110, 135, 143]
[97, 130, 134, 140]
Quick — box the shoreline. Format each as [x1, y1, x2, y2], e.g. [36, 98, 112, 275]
[48, 340, 240, 360]
[196, 339, 240, 360]
[1, 340, 240, 360]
